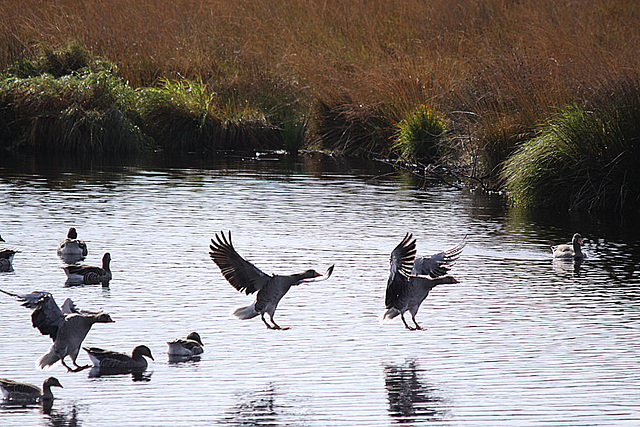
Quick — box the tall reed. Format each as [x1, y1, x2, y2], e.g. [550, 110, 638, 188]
[503, 80, 640, 212]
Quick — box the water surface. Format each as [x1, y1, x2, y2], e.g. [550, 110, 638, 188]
[0, 154, 639, 426]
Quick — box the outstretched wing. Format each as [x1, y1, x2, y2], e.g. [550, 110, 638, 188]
[412, 236, 466, 278]
[209, 231, 270, 294]
[0, 289, 65, 341]
[385, 234, 416, 309]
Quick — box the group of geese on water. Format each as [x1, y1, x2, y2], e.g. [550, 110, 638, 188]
[0, 228, 204, 409]
[0, 229, 587, 409]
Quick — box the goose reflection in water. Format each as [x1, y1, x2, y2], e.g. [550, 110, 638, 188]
[384, 360, 448, 423]
[88, 366, 152, 382]
[220, 383, 300, 426]
[552, 256, 584, 277]
[45, 403, 81, 425]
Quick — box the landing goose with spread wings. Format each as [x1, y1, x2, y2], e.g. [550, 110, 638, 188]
[383, 233, 465, 330]
[0, 289, 114, 371]
[209, 231, 334, 330]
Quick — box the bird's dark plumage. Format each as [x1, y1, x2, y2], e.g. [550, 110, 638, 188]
[384, 234, 465, 330]
[0, 288, 114, 371]
[209, 231, 333, 329]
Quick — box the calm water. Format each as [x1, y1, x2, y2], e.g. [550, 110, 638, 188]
[0, 154, 639, 426]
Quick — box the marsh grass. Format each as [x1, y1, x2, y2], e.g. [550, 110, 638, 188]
[135, 78, 282, 152]
[1, 0, 640, 210]
[0, 68, 149, 154]
[393, 105, 448, 162]
[503, 80, 640, 212]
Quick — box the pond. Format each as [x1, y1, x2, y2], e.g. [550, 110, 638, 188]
[0, 153, 639, 426]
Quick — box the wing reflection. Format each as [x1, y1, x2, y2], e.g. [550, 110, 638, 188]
[384, 360, 448, 423]
[220, 383, 301, 426]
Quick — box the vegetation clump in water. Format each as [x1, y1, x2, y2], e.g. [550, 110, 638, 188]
[503, 81, 640, 212]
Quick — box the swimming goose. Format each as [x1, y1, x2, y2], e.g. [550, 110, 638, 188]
[552, 233, 586, 259]
[0, 377, 63, 404]
[63, 252, 111, 285]
[209, 231, 334, 330]
[0, 248, 17, 272]
[57, 227, 88, 264]
[383, 233, 465, 330]
[167, 332, 204, 357]
[0, 235, 18, 272]
[83, 345, 154, 370]
[0, 289, 115, 371]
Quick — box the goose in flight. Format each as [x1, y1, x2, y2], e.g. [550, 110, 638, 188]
[0, 377, 63, 404]
[63, 252, 112, 286]
[167, 332, 204, 357]
[209, 231, 334, 330]
[0, 289, 115, 371]
[383, 233, 465, 330]
[57, 227, 88, 264]
[84, 345, 154, 370]
[552, 233, 587, 259]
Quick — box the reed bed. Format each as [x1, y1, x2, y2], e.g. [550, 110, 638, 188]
[1, 0, 639, 210]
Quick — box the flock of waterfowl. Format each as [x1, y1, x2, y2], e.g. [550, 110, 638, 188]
[0, 228, 203, 411]
[0, 228, 587, 410]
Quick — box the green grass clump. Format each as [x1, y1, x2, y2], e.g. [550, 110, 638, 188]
[135, 78, 282, 153]
[0, 70, 149, 154]
[393, 105, 448, 162]
[503, 83, 640, 212]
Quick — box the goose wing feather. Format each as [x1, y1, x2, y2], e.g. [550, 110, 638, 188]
[0, 289, 65, 340]
[385, 234, 416, 309]
[412, 236, 467, 278]
[209, 231, 270, 294]
[0, 379, 40, 396]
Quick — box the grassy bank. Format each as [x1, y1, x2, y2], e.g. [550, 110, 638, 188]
[1, 0, 639, 211]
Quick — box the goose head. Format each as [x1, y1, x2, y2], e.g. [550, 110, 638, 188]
[67, 228, 78, 239]
[0, 234, 4, 242]
[95, 313, 115, 324]
[572, 233, 585, 257]
[302, 269, 322, 279]
[43, 377, 63, 390]
[186, 332, 204, 346]
[132, 345, 154, 361]
[436, 276, 459, 285]
[102, 252, 111, 269]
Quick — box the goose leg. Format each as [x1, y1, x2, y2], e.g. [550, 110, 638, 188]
[60, 358, 75, 372]
[411, 314, 424, 331]
[72, 360, 90, 372]
[61, 357, 87, 372]
[269, 313, 290, 330]
[261, 313, 275, 329]
[400, 313, 415, 330]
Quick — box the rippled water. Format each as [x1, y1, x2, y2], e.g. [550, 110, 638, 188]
[0, 154, 639, 426]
